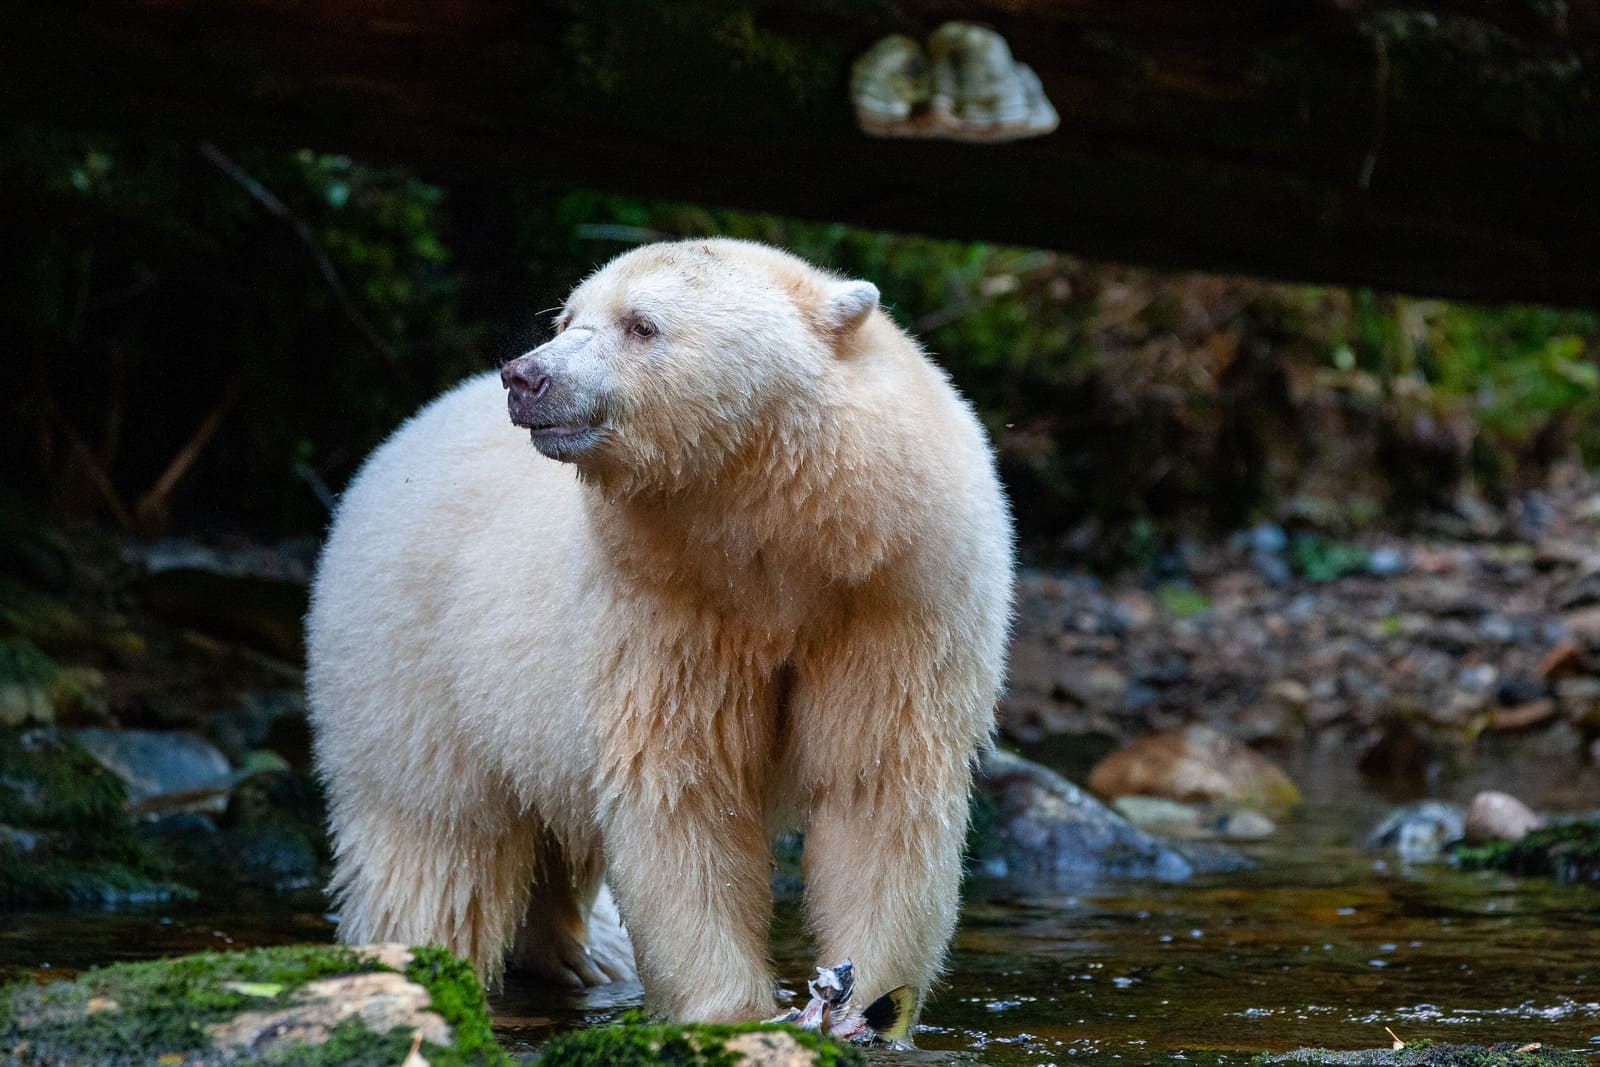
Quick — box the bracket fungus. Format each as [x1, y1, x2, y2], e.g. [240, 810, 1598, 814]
[850, 22, 1058, 142]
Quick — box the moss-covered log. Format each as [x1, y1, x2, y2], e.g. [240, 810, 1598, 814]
[3, 1, 1597, 307]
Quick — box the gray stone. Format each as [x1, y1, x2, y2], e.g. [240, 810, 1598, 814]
[1364, 801, 1464, 861]
[72, 728, 233, 814]
[973, 749, 1246, 881]
[1112, 795, 1201, 833]
[1216, 809, 1277, 840]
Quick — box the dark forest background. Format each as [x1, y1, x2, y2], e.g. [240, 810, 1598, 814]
[5, 126, 1598, 563]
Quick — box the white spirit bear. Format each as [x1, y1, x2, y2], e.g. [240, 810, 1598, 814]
[306, 239, 1014, 1024]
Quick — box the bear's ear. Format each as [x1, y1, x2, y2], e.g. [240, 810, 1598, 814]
[821, 279, 880, 336]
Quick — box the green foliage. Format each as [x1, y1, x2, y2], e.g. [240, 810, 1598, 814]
[1291, 535, 1371, 582]
[1455, 820, 1600, 882]
[1157, 582, 1210, 618]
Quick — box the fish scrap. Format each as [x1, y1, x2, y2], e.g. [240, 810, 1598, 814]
[768, 960, 915, 1049]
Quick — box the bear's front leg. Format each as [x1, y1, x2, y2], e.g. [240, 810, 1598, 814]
[793, 626, 998, 1031]
[595, 658, 778, 1021]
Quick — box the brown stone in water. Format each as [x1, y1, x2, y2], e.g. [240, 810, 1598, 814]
[1087, 724, 1301, 810]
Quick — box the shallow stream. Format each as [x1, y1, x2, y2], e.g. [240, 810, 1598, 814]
[4, 764, 1598, 1065]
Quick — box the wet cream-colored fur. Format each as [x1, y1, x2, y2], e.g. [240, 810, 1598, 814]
[306, 239, 1014, 1023]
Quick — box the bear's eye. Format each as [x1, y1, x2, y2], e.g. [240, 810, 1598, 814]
[628, 319, 658, 340]
[553, 315, 570, 335]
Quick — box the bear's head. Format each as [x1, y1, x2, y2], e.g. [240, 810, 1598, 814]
[500, 240, 879, 493]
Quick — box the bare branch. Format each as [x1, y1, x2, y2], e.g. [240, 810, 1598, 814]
[198, 142, 402, 368]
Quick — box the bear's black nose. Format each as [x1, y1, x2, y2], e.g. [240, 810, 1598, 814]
[501, 360, 550, 402]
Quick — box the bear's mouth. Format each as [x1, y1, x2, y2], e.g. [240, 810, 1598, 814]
[526, 423, 602, 459]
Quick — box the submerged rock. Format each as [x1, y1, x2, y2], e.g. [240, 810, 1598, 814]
[1087, 724, 1301, 810]
[972, 749, 1244, 881]
[0, 943, 508, 1066]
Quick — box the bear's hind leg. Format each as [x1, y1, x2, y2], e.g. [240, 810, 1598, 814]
[510, 832, 636, 988]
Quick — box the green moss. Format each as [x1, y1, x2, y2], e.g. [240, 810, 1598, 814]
[403, 945, 513, 1066]
[0, 727, 128, 832]
[0, 943, 512, 1066]
[538, 1012, 864, 1066]
[0, 727, 185, 906]
[0, 945, 375, 1065]
[1455, 820, 1600, 882]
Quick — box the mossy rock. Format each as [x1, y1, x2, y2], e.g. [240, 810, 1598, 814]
[0, 727, 184, 907]
[1455, 820, 1600, 882]
[0, 943, 510, 1066]
[537, 1014, 863, 1066]
[1258, 1042, 1589, 1067]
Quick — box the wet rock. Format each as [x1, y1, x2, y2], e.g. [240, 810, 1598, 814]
[72, 728, 233, 815]
[1214, 809, 1277, 840]
[1261, 1042, 1587, 1067]
[140, 768, 330, 894]
[1365, 801, 1464, 862]
[972, 749, 1243, 880]
[1112, 795, 1201, 834]
[1086, 724, 1301, 810]
[1462, 790, 1546, 844]
[0, 943, 506, 1066]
